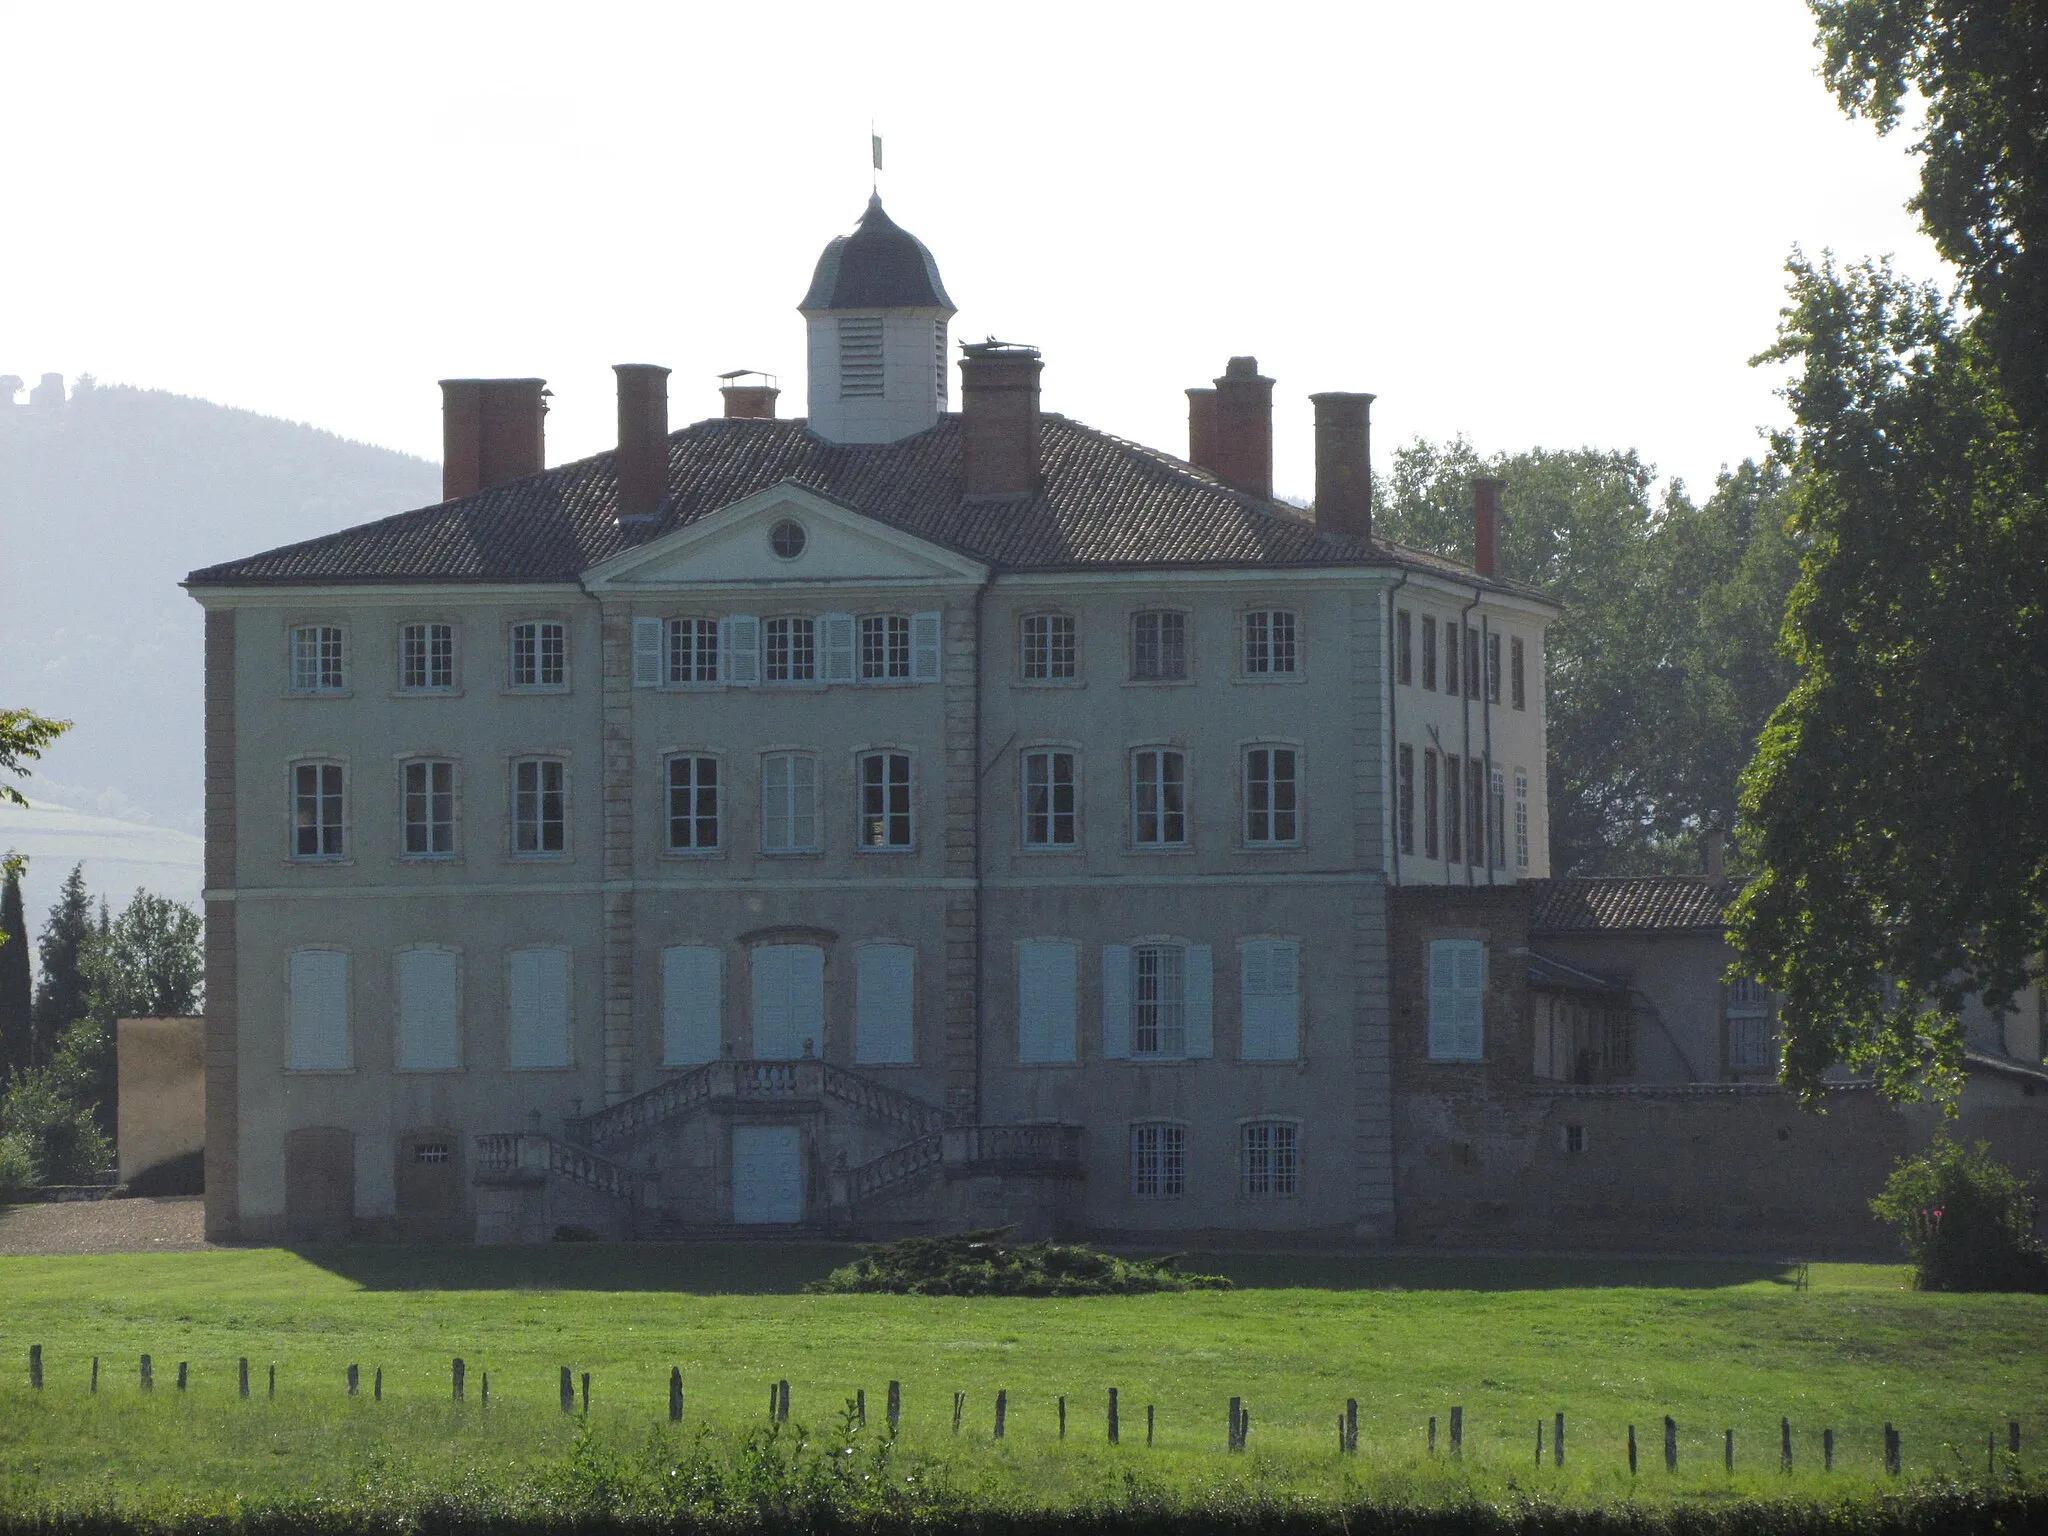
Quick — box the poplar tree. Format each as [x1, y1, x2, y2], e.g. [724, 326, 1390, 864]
[0, 858, 32, 1079]
[31, 865, 93, 1069]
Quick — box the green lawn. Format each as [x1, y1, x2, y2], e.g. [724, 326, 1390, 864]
[0, 1245, 2042, 1515]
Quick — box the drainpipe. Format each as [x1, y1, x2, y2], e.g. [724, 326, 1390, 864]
[1385, 570, 1412, 886]
[1458, 587, 1482, 887]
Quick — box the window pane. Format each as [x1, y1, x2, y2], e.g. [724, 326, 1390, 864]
[861, 615, 912, 680]
[668, 757, 719, 849]
[1133, 611, 1186, 681]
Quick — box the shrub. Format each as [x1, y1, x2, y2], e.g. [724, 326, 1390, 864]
[1870, 1136, 2046, 1291]
[805, 1226, 1231, 1296]
[0, 1065, 113, 1187]
[0, 1127, 36, 1198]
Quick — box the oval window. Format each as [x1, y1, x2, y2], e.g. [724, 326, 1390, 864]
[769, 519, 807, 560]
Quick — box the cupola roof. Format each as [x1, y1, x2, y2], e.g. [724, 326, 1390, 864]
[799, 195, 955, 313]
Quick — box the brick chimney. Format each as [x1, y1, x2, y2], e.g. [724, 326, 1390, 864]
[1702, 813, 1727, 880]
[1310, 391, 1375, 540]
[1209, 356, 1274, 499]
[1472, 476, 1507, 578]
[958, 340, 1042, 501]
[440, 378, 548, 502]
[719, 370, 780, 419]
[614, 364, 671, 523]
[1186, 387, 1218, 473]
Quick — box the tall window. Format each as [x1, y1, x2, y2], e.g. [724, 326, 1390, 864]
[288, 949, 351, 1069]
[760, 752, 817, 852]
[1421, 616, 1438, 690]
[1022, 749, 1077, 847]
[1514, 767, 1530, 869]
[854, 943, 916, 1064]
[1017, 939, 1078, 1063]
[666, 756, 719, 851]
[1511, 635, 1527, 710]
[1427, 938, 1485, 1061]
[509, 621, 565, 688]
[1444, 754, 1462, 863]
[399, 623, 453, 692]
[1468, 757, 1487, 866]
[291, 625, 345, 693]
[508, 946, 572, 1068]
[1242, 609, 1297, 675]
[662, 944, 721, 1065]
[1487, 632, 1502, 703]
[1130, 1123, 1186, 1198]
[1243, 747, 1299, 846]
[763, 617, 815, 683]
[1422, 749, 1440, 860]
[293, 762, 346, 859]
[1131, 611, 1187, 681]
[395, 948, 460, 1071]
[1442, 623, 1457, 699]
[402, 760, 455, 857]
[1239, 939, 1301, 1060]
[837, 316, 884, 398]
[1132, 944, 1186, 1056]
[1727, 978, 1774, 1070]
[1242, 1121, 1298, 1196]
[511, 758, 565, 854]
[1131, 749, 1187, 847]
[1489, 767, 1507, 869]
[1398, 745, 1415, 856]
[667, 618, 719, 684]
[1465, 626, 1482, 698]
[1020, 613, 1077, 681]
[1396, 609, 1413, 685]
[859, 751, 913, 849]
[860, 615, 912, 680]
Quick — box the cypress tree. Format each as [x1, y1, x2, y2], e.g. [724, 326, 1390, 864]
[31, 864, 92, 1069]
[0, 858, 32, 1079]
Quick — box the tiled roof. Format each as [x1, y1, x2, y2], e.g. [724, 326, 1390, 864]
[1526, 877, 1737, 935]
[186, 414, 1538, 590]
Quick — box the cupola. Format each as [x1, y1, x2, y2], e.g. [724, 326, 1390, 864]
[799, 196, 957, 444]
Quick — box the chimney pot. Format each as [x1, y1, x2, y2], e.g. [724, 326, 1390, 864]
[1310, 391, 1375, 540]
[721, 385, 780, 419]
[1208, 356, 1274, 499]
[958, 340, 1043, 501]
[440, 378, 547, 501]
[1472, 476, 1507, 578]
[614, 364, 671, 524]
[1186, 388, 1218, 474]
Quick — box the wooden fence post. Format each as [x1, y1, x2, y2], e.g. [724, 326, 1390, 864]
[1824, 1427, 1834, 1471]
[1228, 1396, 1242, 1453]
[856, 1387, 866, 1428]
[1885, 1423, 1901, 1476]
[1555, 1412, 1565, 1469]
[1536, 1420, 1544, 1468]
[1628, 1424, 1637, 1475]
[238, 1358, 248, 1400]
[348, 1364, 359, 1397]
[453, 1357, 466, 1402]
[778, 1379, 789, 1423]
[1108, 1387, 1119, 1445]
[770, 1383, 781, 1420]
[2011, 1420, 2021, 1455]
[1429, 1414, 1437, 1455]
[1782, 1417, 1792, 1472]
[1346, 1397, 1358, 1455]
[1058, 1394, 1066, 1439]
[481, 1372, 489, 1408]
[887, 1380, 900, 1434]
[952, 1391, 964, 1435]
[1451, 1405, 1464, 1458]
[670, 1367, 683, 1425]
[1147, 1404, 1155, 1447]
[1664, 1416, 1677, 1472]
[561, 1367, 574, 1414]
[375, 1368, 382, 1402]
[582, 1372, 590, 1415]
[141, 1354, 152, 1392]
[177, 1362, 187, 1393]
[29, 1346, 41, 1391]
[995, 1389, 1006, 1439]
[1724, 1429, 1734, 1472]
[268, 1364, 275, 1399]
[91, 1356, 99, 1394]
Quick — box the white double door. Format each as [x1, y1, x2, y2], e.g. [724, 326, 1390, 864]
[731, 1125, 804, 1224]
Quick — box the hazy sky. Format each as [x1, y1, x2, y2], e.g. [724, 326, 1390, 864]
[5, 0, 1943, 502]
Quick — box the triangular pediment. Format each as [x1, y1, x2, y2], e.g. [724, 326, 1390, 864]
[582, 483, 986, 593]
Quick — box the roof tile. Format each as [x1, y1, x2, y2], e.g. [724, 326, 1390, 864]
[1526, 877, 1737, 934]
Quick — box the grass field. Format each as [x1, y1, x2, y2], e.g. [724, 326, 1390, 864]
[0, 1244, 2043, 1516]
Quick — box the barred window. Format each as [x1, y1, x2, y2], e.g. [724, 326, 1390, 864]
[291, 625, 345, 693]
[666, 756, 719, 851]
[1020, 614, 1077, 680]
[413, 1142, 450, 1165]
[1242, 1122, 1298, 1197]
[1132, 944, 1186, 1057]
[764, 617, 816, 683]
[1022, 750, 1077, 847]
[1242, 610, 1297, 675]
[861, 615, 912, 680]
[1132, 611, 1187, 681]
[1130, 1122, 1186, 1198]
[511, 758, 566, 854]
[398, 623, 453, 691]
[667, 618, 719, 684]
[510, 621, 566, 688]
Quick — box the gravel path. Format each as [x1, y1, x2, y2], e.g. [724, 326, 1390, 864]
[0, 1196, 210, 1255]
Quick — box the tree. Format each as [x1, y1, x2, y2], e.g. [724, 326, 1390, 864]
[0, 708, 69, 808]
[0, 858, 30, 1078]
[31, 865, 92, 1069]
[68, 890, 204, 1136]
[1732, 254, 2047, 1101]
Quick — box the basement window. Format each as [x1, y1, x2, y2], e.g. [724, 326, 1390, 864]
[838, 317, 884, 399]
[1563, 1124, 1586, 1155]
[413, 1142, 450, 1165]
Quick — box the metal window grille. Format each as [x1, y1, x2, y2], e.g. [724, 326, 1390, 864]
[1242, 1122, 1298, 1196]
[413, 1142, 450, 1165]
[1130, 1122, 1186, 1197]
[1132, 945, 1186, 1057]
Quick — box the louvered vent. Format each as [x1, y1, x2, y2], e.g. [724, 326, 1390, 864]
[838, 317, 884, 399]
[934, 320, 948, 403]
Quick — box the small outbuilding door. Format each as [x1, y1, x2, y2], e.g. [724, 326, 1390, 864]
[731, 1125, 804, 1224]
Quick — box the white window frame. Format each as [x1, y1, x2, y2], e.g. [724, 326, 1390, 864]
[1514, 768, 1530, 870]
[760, 751, 819, 853]
[510, 756, 567, 857]
[1131, 609, 1188, 682]
[665, 754, 720, 852]
[1426, 938, 1486, 1062]
[1242, 745, 1300, 847]
[1021, 748, 1079, 849]
[508, 619, 567, 690]
[1019, 612, 1078, 682]
[1130, 1122, 1186, 1198]
[860, 614, 913, 681]
[1241, 1120, 1299, 1197]
[857, 750, 915, 852]
[394, 945, 461, 1072]
[666, 616, 720, 685]
[289, 623, 346, 694]
[763, 616, 816, 684]
[1241, 609, 1298, 677]
[401, 758, 457, 859]
[291, 759, 347, 861]
[397, 622, 455, 693]
[1130, 748, 1188, 849]
[1727, 978, 1775, 1071]
[1238, 938, 1301, 1060]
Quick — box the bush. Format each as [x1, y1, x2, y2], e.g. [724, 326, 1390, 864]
[0, 1065, 113, 1187]
[1870, 1136, 2047, 1291]
[0, 1128, 36, 1198]
[805, 1226, 1231, 1297]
